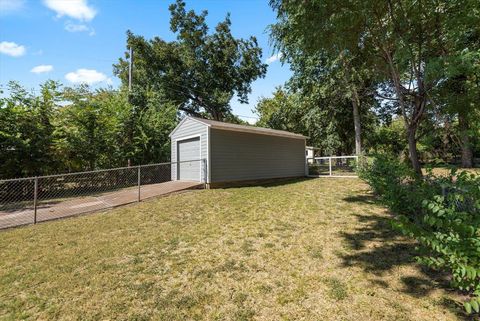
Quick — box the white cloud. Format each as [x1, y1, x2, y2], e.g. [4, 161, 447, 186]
[31, 65, 53, 74]
[43, 0, 96, 21]
[266, 52, 283, 64]
[64, 21, 95, 35]
[65, 23, 88, 32]
[0, 0, 25, 15]
[65, 69, 109, 85]
[0, 41, 26, 57]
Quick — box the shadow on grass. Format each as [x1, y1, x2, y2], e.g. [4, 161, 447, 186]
[342, 194, 378, 205]
[339, 212, 414, 273]
[218, 177, 314, 189]
[341, 195, 470, 320]
[400, 275, 438, 298]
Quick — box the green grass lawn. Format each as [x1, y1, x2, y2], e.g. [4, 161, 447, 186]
[0, 178, 464, 320]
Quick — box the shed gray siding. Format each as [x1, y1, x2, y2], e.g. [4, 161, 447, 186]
[170, 118, 208, 182]
[209, 128, 305, 183]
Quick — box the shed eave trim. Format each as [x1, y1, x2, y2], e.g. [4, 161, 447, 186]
[169, 116, 210, 138]
[210, 126, 307, 140]
[170, 116, 307, 139]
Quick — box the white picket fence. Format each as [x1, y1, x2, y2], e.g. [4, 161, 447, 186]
[307, 156, 359, 178]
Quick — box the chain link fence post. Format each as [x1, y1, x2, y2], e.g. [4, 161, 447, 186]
[202, 159, 207, 189]
[33, 177, 38, 224]
[137, 166, 141, 202]
[329, 157, 333, 176]
[0, 161, 204, 230]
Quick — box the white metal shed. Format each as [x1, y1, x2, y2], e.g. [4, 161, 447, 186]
[169, 116, 307, 187]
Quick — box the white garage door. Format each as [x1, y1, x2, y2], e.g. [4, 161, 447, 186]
[177, 137, 201, 181]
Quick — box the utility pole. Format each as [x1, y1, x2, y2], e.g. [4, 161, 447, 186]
[127, 47, 133, 168]
[128, 47, 133, 91]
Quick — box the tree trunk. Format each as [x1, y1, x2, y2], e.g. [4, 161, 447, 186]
[407, 124, 422, 176]
[209, 107, 221, 121]
[384, 52, 420, 175]
[458, 113, 474, 168]
[383, 49, 425, 177]
[342, 61, 362, 156]
[351, 92, 362, 155]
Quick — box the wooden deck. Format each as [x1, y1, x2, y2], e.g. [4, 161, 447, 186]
[0, 180, 202, 230]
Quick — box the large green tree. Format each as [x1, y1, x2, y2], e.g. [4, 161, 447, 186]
[254, 82, 376, 155]
[255, 49, 377, 155]
[55, 86, 112, 171]
[0, 81, 176, 179]
[270, 7, 376, 156]
[114, 0, 267, 121]
[0, 81, 61, 178]
[431, 33, 480, 167]
[270, 0, 480, 175]
[288, 52, 377, 155]
[55, 86, 177, 170]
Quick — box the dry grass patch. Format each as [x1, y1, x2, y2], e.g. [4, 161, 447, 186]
[426, 167, 480, 176]
[0, 178, 464, 320]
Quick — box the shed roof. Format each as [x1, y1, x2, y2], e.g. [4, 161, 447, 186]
[182, 116, 307, 139]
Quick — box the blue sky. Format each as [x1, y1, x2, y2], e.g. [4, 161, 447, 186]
[0, 0, 291, 121]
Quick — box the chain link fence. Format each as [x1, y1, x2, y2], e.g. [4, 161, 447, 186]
[0, 160, 206, 230]
[307, 156, 359, 177]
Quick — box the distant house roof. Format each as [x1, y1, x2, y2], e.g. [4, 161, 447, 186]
[182, 116, 307, 139]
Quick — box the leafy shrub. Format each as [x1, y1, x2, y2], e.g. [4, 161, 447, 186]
[361, 156, 480, 314]
[359, 154, 437, 216]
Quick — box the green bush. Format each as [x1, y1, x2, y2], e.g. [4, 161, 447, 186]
[359, 154, 437, 216]
[360, 156, 480, 314]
